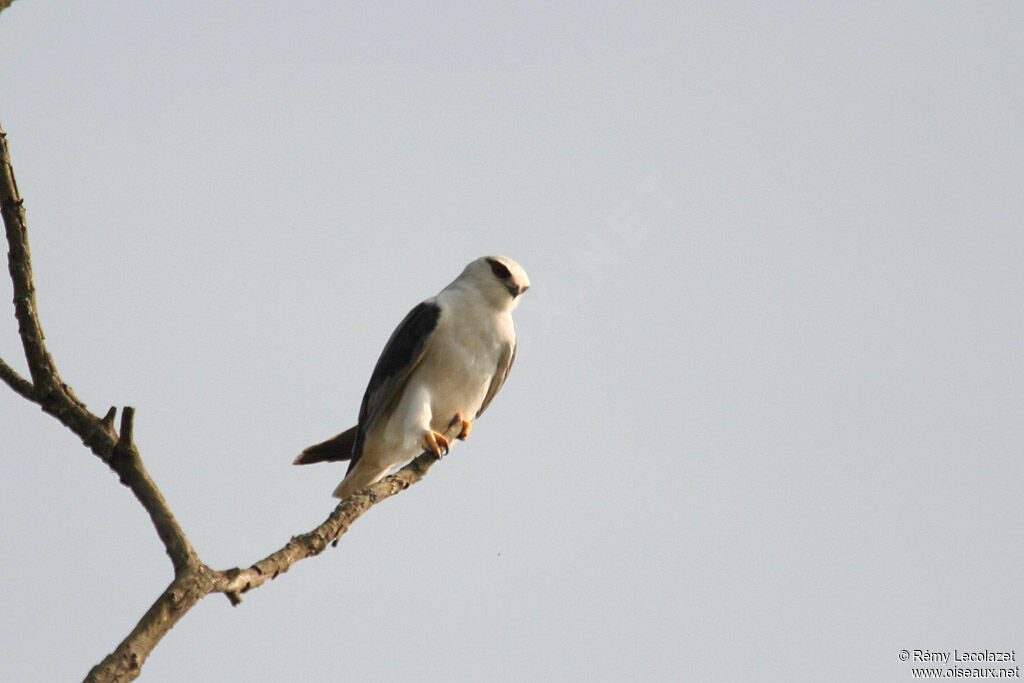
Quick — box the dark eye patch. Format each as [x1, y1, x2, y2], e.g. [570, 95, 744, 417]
[487, 258, 511, 279]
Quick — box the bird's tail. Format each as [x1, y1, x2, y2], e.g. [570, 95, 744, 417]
[294, 426, 357, 465]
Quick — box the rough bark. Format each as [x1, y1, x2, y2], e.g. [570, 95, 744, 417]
[1, 122, 458, 682]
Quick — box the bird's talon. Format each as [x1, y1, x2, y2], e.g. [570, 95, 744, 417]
[449, 412, 473, 440]
[422, 430, 450, 457]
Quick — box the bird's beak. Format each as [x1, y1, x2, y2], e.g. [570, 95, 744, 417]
[508, 284, 530, 298]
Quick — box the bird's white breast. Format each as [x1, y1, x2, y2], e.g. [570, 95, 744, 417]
[381, 287, 514, 456]
[422, 306, 509, 427]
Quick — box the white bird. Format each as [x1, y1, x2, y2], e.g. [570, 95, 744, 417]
[295, 255, 530, 498]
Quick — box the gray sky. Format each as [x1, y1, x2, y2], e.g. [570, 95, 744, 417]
[2, 2, 1022, 681]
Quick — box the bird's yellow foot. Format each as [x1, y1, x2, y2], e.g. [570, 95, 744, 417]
[449, 412, 472, 440]
[422, 430, 450, 457]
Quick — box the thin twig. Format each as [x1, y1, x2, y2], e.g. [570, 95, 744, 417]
[111, 407, 199, 574]
[1, 125, 63, 392]
[0, 354, 34, 399]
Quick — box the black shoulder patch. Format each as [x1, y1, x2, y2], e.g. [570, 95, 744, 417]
[370, 301, 441, 381]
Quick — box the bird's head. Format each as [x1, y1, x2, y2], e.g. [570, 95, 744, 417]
[460, 255, 530, 310]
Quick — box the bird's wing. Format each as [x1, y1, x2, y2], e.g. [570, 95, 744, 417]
[349, 300, 442, 470]
[476, 338, 516, 418]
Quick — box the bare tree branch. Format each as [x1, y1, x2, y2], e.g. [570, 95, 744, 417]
[216, 447, 448, 604]
[84, 570, 217, 683]
[1, 122, 197, 574]
[2, 121, 463, 681]
[84, 435, 456, 682]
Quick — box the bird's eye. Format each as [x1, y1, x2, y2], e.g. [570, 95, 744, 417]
[488, 259, 511, 279]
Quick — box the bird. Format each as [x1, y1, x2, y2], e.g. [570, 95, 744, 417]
[295, 255, 529, 498]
